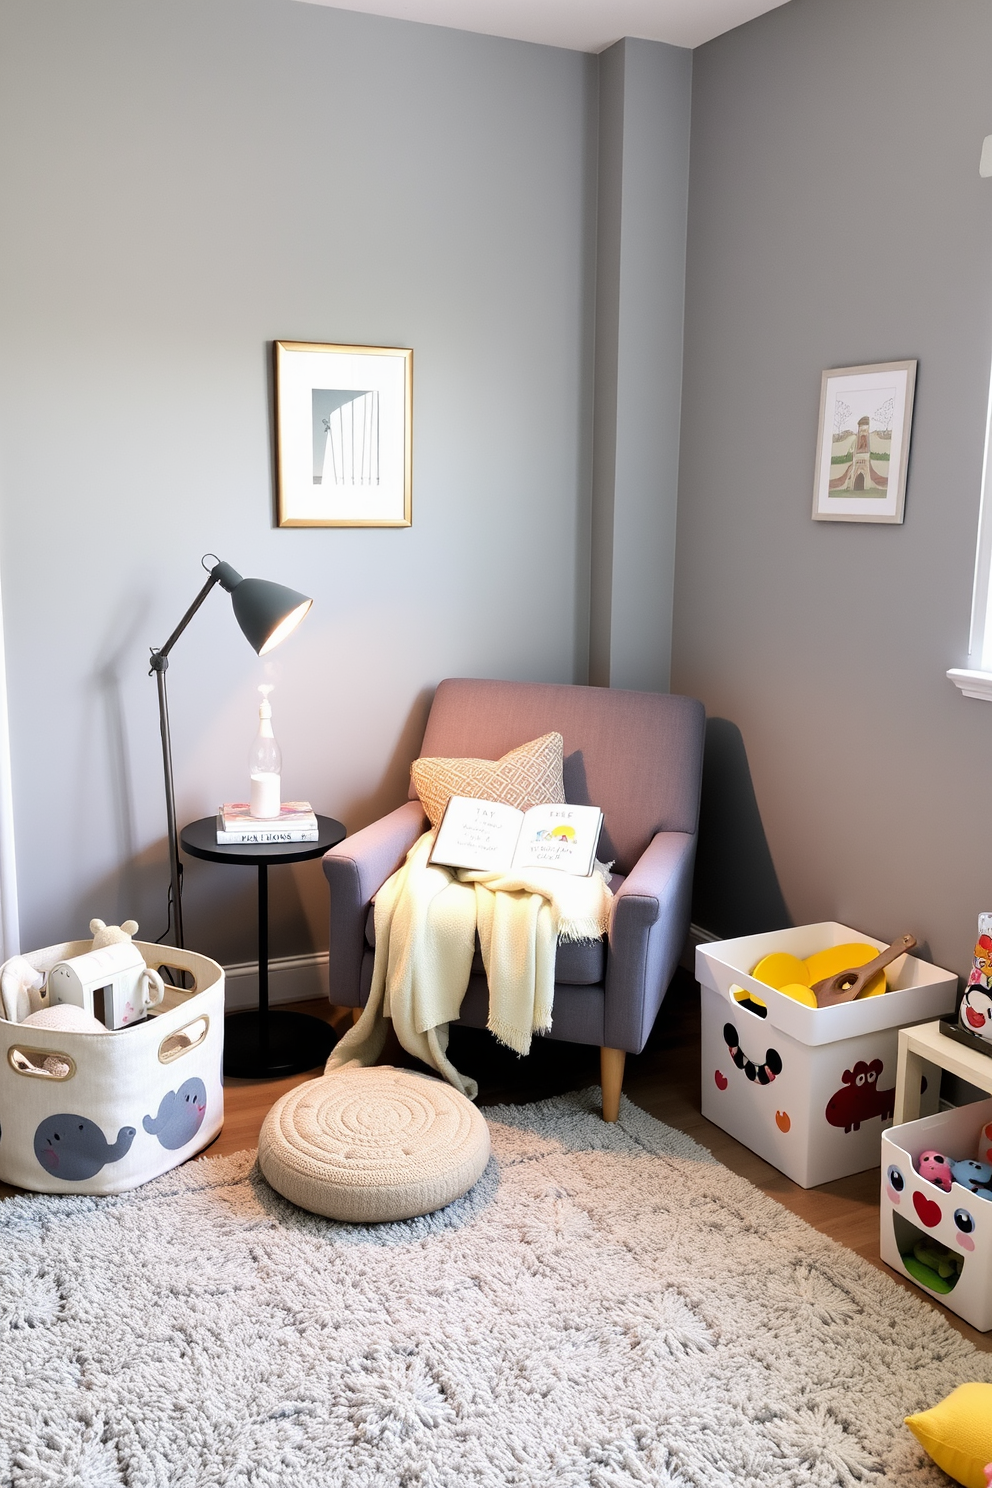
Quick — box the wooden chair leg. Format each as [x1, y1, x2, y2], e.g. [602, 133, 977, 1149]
[600, 1047, 626, 1122]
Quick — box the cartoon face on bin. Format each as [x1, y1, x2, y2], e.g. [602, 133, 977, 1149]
[886, 1157, 980, 1297]
[722, 1023, 782, 1085]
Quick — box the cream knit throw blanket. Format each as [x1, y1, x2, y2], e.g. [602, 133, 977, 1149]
[326, 830, 613, 1100]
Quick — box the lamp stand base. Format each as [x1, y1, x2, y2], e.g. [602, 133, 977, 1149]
[223, 1009, 337, 1079]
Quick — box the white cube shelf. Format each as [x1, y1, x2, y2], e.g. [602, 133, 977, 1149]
[881, 1097, 992, 1332]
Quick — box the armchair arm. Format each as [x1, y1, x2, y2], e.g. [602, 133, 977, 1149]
[604, 830, 697, 1053]
[322, 800, 427, 1007]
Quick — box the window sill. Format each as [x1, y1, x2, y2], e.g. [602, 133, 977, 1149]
[947, 668, 992, 701]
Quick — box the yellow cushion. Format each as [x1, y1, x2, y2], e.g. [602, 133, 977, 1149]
[411, 731, 565, 829]
[905, 1383, 992, 1488]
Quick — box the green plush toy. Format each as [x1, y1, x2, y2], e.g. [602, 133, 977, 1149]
[913, 1238, 963, 1280]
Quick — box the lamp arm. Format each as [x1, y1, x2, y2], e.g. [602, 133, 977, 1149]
[147, 568, 222, 949]
[150, 571, 221, 667]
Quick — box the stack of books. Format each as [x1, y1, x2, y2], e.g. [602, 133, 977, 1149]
[216, 802, 319, 844]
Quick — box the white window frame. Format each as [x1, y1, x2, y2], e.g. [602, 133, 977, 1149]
[947, 136, 992, 701]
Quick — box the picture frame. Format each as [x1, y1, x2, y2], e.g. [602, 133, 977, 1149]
[275, 341, 412, 527]
[812, 359, 917, 524]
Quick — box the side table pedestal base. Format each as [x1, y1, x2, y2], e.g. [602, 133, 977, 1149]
[223, 1010, 337, 1079]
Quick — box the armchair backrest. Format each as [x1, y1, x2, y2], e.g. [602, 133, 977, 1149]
[410, 678, 705, 875]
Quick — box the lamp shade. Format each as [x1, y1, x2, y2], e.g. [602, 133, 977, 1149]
[211, 562, 312, 655]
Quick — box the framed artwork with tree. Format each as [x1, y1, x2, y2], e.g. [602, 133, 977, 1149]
[812, 360, 917, 523]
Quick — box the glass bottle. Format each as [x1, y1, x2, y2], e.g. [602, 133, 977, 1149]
[249, 685, 282, 819]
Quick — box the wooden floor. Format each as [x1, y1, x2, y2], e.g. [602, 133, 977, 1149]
[6, 970, 991, 1352]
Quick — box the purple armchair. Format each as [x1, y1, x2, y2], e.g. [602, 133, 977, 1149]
[322, 678, 705, 1119]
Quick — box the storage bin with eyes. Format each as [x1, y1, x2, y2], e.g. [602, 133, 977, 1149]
[880, 1095, 992, 1331]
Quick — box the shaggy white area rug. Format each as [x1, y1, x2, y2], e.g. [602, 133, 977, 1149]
[2, 1089, 991, 1487]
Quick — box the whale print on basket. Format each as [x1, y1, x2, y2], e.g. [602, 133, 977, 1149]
[143, 1079, 207, 1150]
[34, 1113, 135, 1181]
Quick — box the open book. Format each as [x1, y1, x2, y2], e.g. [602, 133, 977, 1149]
[429, 796, 604, 877]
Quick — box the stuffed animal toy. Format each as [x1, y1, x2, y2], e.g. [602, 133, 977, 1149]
[912, 1238, 963, 1280]
[960, 984, 992, 1042]
[916, 1149, 954, 1191]
[90, 918, 139, 949]
[951, 1158, 992, 1200]
[905, 1383, 992, 1488]
[0, 955, 47, 1023]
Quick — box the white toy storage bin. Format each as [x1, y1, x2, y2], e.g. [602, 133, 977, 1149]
[697, 922, 956, 1188]
[0, 940, 224, 1194]
[880, 1096, 992, 1332]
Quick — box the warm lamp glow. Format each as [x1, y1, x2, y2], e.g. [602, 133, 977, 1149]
[259, 599, 312, 654]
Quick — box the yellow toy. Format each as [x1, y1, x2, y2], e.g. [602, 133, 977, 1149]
[752, 942, 886, 1007]
[905, 1383, 992, 1488]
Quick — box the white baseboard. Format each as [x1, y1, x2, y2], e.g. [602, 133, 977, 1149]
[680, 921, 720, 972]
[226, 928, 715, 1008]
[223, 951, 329, 1010]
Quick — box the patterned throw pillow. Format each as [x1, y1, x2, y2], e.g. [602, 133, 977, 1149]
[411, 732, 565, 829]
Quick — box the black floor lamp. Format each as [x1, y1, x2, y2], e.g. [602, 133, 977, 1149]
[149, 555, 312, 949]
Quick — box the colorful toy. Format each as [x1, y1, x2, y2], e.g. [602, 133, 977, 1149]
[810, 934, 915, 1007]
[916, 1149, 954, 1191]
[980, 1122, 992, 1168]
[912, 1238, 963, 1279]
[951, 1159, 992, 1200]
[752, 942, 889, 1006]
[960, 984, 992, 1043]
[960, 917, 992, 1044]
[905, 1383, 992, 1488]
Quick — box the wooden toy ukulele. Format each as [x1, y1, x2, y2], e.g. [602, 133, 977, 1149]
[810, 933, 917, 1009]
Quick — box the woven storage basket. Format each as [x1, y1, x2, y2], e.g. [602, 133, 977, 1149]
[0, 940, 223, 1194]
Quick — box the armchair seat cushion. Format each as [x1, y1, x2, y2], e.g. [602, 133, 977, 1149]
[362, 879, 626, 987]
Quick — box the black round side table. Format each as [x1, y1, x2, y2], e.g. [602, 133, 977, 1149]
[180, 815, 346, 1079]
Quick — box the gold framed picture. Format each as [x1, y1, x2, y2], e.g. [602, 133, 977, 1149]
[275, 341, 412, 527]
[812, 359, 917, 524]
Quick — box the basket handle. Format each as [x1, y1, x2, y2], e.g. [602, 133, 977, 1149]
[158, 1015, 209, 1064]
[7, 1045, 76, 1080]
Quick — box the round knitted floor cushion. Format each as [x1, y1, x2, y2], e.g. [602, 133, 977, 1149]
[258, 1065, 491, 1223]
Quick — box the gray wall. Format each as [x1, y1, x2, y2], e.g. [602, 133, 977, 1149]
[589, 37, 691, 692]
[673, 0, 992, 974]
[0, 0, 597, 960]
